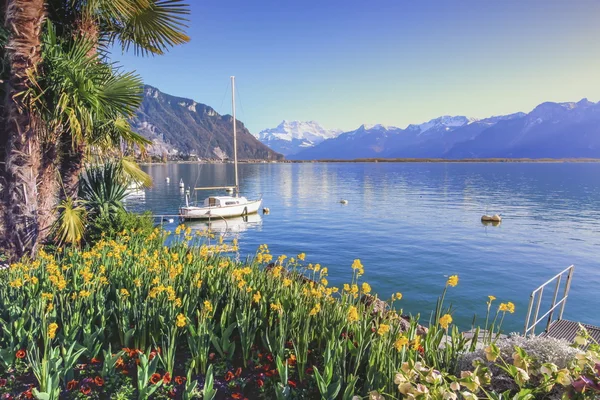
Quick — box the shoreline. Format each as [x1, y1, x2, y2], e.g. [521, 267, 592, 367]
[138, 157, 600, 165]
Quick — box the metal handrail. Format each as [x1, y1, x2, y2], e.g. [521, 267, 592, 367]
[524, 265, 574, 336]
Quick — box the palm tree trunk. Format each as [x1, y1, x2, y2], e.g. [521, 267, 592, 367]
[59, 135, 85, 199]
[1, 0, 45, 260]
[37, 135, 59, 243]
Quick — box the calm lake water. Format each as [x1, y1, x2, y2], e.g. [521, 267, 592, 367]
[127, 162, 600, 333]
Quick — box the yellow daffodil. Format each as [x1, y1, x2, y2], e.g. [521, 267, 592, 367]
[48, 323, 58, 339]
[446, 275, 459, 287]
[439, 314, 453, 330]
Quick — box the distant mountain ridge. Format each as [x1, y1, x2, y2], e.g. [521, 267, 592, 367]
[289, 99, 600, 160]
[131, 86, 283, 161]
[256, 120, 342, 156]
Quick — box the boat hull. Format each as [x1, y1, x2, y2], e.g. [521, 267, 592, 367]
[180, 199, 262, 220]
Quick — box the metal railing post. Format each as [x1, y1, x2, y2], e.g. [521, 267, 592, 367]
[546, 275, 562, 332]
[524, 293, 535, 336]
[559, 266, 574, 320]
[531, 287, 544, 336]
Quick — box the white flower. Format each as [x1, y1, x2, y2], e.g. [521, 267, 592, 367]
[462, 391, 478, 400]
[394, 372, 407, 385]
[514, 367, 530, 386]
[425, 370, 443, 384]
[414, 384, 429, 395]
[443, 391, 458, 400]
[540, 363, 557, 375]
[398, 382, 414, 395]
[369, 391, 384, 400]
[556, 368, 572, 386]
[450, 381, 460, 391]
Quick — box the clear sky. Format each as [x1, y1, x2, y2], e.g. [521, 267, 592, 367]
[115, 0, 600, 134]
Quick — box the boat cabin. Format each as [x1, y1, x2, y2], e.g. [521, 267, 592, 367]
[203, 196, 245, 207]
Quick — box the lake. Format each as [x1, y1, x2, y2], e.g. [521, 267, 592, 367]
[127, 162, 600, 333]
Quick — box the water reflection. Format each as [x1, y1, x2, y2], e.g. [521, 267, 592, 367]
[184, 213, 263, 235]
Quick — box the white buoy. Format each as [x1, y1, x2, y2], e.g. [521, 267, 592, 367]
[168, 218, 174, 223]
[340, 199, 348, 205]
[262, 207, 270, 214]
[481, 214, 502, 222]
[165, 177, 170, 183]
[179, 179, 185, 189]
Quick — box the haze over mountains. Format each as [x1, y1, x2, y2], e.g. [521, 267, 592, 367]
[283, 99, 600, 160]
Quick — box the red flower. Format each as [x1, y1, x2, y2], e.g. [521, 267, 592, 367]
[266, 354, 274, 362]
[15, 349, 26, 359]
[209, 352, 216, 361]
[231, 393, 243, 399]
[149, 351, 156, 360]
[305, 367, 314, 375]
[0, 378, 6, 387]
[288, 380, 297, 388]
[90, 357, 101, 364]
[256, 379, 264, 388]
[163, 372, 171, 384]
[80, 384, 92, 395]
[23, 389, 33, 399]
[94, 376, 104, 387]
[174, 376, 185, 385]
[224, 371, 235, 381]
[67, 380, 78, 391]
[121, 369, 128, 375]
[168, 389, 176, 398]
[150, 373, 162, 385]
[265, 369, 278, 377]
[115, 357, 124, 369]
[235, 367, 242, 378]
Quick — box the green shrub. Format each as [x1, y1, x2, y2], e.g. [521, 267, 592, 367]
[85, 209, 154, 243]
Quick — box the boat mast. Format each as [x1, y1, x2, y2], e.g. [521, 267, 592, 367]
[231, 76, 239, 196]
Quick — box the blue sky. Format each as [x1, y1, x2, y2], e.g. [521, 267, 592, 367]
[115, 0, 600, 134]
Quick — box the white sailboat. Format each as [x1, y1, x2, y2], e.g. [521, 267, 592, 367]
[179, 76, 262, 220]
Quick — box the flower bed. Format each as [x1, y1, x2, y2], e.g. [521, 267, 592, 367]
[0, 227, 598, 399]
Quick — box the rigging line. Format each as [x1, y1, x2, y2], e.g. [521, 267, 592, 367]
[192, 80, 232, 192]
[235, 82, 246, 127]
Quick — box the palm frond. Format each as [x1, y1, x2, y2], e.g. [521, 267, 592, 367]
[119, 157, 152, 188]
[33, 21, 144, 148]
[110, 0, 190, 56]
[54, 197, 87, 247]
[79, 162, 128, 217]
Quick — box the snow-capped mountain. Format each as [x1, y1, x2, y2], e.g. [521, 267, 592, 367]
[289, 99, 600, 160]
[256, 121, 342, 156]
[406, 115, 477, 134]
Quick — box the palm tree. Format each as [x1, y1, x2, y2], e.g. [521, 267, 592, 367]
[1, 0, 46, 258]
[29, 21, 151, 239]
[0, 0, 189, 259]
[47, 0, 190, 199]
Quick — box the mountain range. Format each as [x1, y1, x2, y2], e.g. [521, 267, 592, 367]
[283, 99, 600, 160]
[131, 86, 283, 161]
[256, 120, 343, 156]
